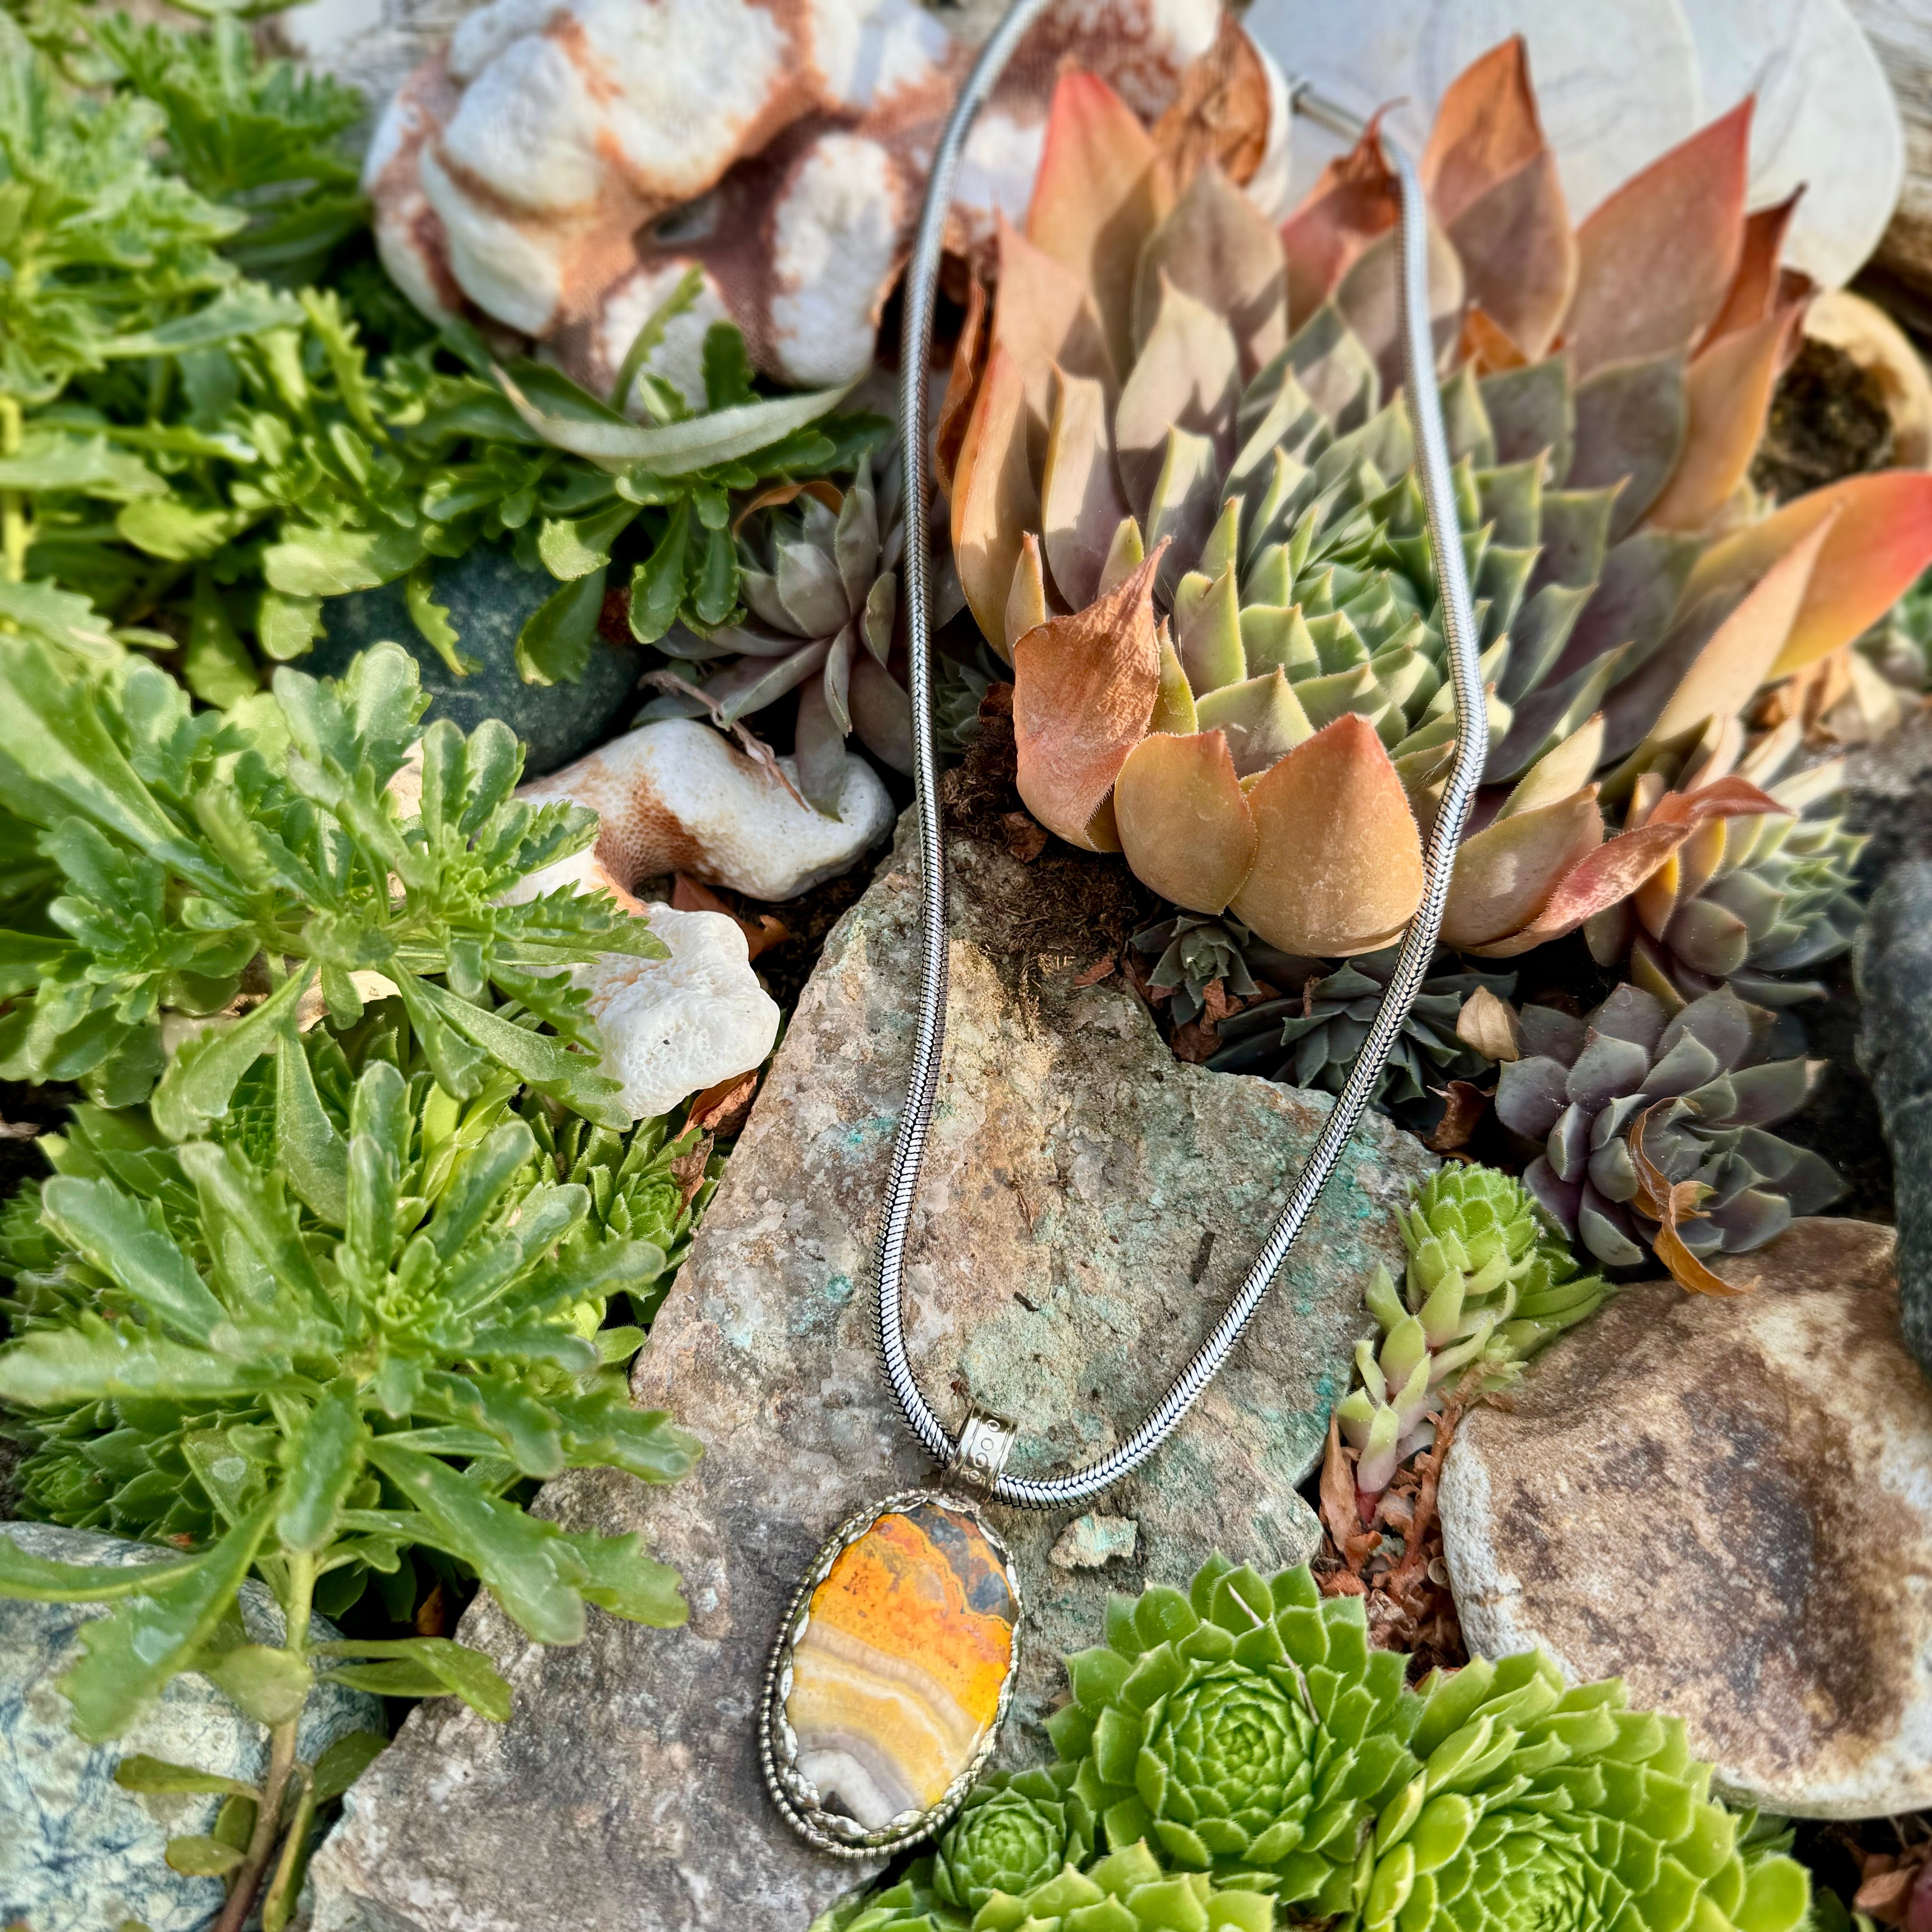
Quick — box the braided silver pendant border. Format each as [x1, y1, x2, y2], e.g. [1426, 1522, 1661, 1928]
[760, 1488, 1025, 1860]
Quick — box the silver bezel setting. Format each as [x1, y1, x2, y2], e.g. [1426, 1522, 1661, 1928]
[761, 1487, 1024, 1860]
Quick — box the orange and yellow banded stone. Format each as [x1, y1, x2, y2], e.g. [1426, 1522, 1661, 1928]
[784, 1501, 1016, 1829]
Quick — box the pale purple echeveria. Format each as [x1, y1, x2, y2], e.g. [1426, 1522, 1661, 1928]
[1494, 984, 1842, 1269]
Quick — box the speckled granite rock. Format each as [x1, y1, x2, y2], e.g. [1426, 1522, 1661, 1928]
[1439, 1219, 1932, 1820]
[1858, 860, 1932, 1378]
[1, 1522, 383, 1932]
[308, 809, 1436, 1932]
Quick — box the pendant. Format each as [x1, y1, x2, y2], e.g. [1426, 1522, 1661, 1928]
[762, 1410, 1022, 1858]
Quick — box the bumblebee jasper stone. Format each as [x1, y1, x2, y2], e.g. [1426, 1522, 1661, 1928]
[784, 1501, 1016, 1829]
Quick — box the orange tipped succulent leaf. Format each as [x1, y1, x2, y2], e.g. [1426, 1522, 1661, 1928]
[1563, 100, 1752, 377]
[1420, 36, 1575, 362]
[1026, 69, 1169, 377]
[1230, 714, 1425, 957]
[1684, 470, 1932, 679]
[1705, 189, 1804, 347]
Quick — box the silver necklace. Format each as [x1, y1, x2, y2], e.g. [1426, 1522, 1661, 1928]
[762, 1, 1490, 1860]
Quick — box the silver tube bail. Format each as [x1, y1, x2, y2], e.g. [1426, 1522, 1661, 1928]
[948, 1408, 1019, 1496]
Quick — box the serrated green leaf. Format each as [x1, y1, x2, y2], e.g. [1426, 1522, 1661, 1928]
[151, 968, 313, 1143]
[363, 1438, 584, 1645]
[315, 1636, 512, 1720]
[277, 1389, 365, 1555]
[104, 285, 306, 358]
[0, 1319, 281, 1405]
[37, 1173, 227, 1341]
[60, 1497, 275, 1740]
[264, 524, 427, 598]
[515, 566, 606, 687]
[627, 500, 689, 645]
[405, 559, 477, 678]
[410, 976, 631, 1129]
[275, 1028, 349, 1227]
[0, 1532, 203, 1603]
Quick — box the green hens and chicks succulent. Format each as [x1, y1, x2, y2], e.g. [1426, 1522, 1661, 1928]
[820, 1557, 1809, 1932]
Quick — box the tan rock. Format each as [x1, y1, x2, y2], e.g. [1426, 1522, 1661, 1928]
[1439, 1217, 1932, 1819]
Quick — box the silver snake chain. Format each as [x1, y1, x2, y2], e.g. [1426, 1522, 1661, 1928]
[882, 0, 1490, 1509]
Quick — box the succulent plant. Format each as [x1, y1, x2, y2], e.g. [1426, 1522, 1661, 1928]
[1046, 1558, 1420, 1907]
[946, 45, 1932, 961]
[1338, 1166, 1607, 1499]
[931, 1766, 1097, 1914]
[819, 1841, 1276, 1932]
[1582, 722, 1867, 1010]
[1208, 948, 1514, 1112]
[1494, 984, 1842, 1277]
[642, 455, 915, 807]
[1357, 1650, 1811, 1932]
[1131, 915, 1273, 1027]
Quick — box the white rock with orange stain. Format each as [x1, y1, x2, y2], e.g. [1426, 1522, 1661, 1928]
[521, 717, 894, 904]
[359, 0, 1294, 397]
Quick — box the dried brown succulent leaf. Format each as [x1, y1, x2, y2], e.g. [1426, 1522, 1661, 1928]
[1041, 368, 1130, 611]
[1630, 1102, 1752, 1296]
[1012, 548, 1164, 846]
[1456, 985, 1523, 1063]
[1130, 163, 1286, 377]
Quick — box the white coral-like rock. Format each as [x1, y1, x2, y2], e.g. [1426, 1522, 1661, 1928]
[522, 717, 895, 903]
[577, 902, 779, 1122]
[364, 0, 1292, 396]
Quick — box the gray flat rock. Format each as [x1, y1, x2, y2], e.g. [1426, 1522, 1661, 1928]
[1, 1523, 381, 1932]
[309, 810, 1435, 1932]
[1439, 1219, 1932, 1819]
[1857, 859, 1932, 1375]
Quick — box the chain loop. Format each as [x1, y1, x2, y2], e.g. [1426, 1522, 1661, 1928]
[881, 14, 1489, 1509]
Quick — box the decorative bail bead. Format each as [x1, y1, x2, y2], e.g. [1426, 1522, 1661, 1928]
[948, 1407, 1017, 1496]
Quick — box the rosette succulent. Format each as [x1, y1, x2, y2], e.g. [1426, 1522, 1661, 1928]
[1047, 1558, 1419, 1907]
[1495, 984, 1842, 1275]
[1357, 1650, 1810, 1932]
[931, 1766, 1097, 1914]
[946, 43, 1932, 960]
[1584, 725, 1867, 1010]
[1209, 948, 1514, 1113]
[1339, 1166, 1607, 1499]
[641, 455, 915, 807]
[820, 1843, 1274, 1932]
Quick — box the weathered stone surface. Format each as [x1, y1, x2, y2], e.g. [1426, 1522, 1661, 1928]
[1844, 0, 1932, 299]
[1439, 1219, 1932, 1819]
[1, 1523, 382, 1932]
[1857, 860, 1932, 1376]
[1843, 704, 1932, 889]
[309, 810, 1436, 1931]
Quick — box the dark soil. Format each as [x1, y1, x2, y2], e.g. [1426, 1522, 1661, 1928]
[939, 685, 1160, 967]
[1751, 337, 1895, 502]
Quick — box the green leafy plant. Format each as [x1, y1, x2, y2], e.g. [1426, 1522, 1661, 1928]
[0, 638, 661, 1126]
[0, 1041, 701, 1929]
[827, 1560, 1812, 1932]
[2, 1008, 715, 1600]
